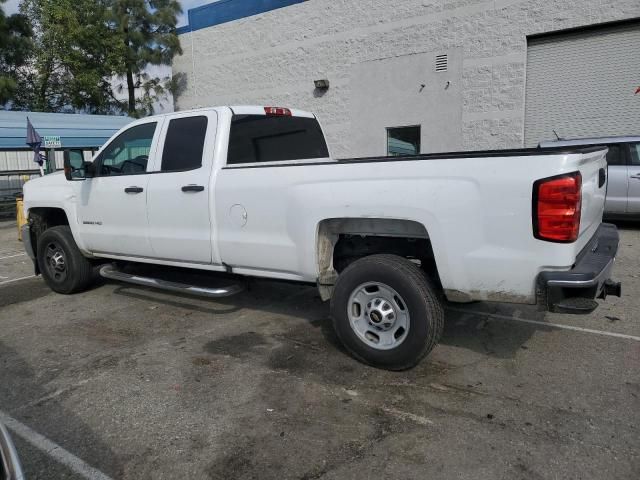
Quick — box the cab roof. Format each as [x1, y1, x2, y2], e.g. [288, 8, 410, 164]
[229, 106, 315, 118]
[146, 106, 316, 119]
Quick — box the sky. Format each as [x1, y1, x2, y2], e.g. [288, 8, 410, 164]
[2, 0, 211, 26]
[179, 0, 211, 26]
[3, 0, 19, 14]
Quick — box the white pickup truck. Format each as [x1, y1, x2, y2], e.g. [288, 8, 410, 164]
[21, 106, 621, 370]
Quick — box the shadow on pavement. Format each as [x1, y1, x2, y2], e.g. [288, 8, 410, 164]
[110, 275, 543, 362]
[605, 219, 640, 230]
[441, 303, 541, 359]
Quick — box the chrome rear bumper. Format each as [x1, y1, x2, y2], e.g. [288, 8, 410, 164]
[538, 223, 621, 314]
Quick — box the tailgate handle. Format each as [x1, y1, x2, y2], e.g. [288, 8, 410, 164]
[598, 168, 606, 188]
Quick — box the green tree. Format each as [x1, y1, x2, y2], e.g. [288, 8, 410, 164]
[109, 0, 182, 116]
[0, 0, 32, 106]
[19, 0, 124, 113]
[17, 0, 182, 116]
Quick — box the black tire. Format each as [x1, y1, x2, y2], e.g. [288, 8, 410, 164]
[37, 225, 94, 294]
[330, 254, 444, 370]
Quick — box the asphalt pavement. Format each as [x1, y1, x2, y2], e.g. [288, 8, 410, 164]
[0, 220, 638, 479]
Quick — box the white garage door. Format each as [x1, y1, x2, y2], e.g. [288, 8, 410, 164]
[525, 21, 640, 146]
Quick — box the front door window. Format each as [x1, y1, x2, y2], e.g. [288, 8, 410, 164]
[94, 123, 157, 176]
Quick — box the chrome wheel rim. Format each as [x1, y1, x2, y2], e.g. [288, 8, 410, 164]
[44, 241, 67, 283]
[347, 282, 410, 350]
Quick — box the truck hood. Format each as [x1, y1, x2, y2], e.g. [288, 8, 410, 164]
[24, 171, 66, 189]
[22, 171, 73, 209]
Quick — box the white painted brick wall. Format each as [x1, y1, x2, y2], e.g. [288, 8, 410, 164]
[173, 0, 640, 157]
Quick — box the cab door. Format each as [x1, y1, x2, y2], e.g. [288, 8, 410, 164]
[75, 120, 162, 257]
[145, 111, 218, 264]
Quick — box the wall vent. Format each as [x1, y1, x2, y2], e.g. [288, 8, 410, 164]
[435, 54, 448, 72]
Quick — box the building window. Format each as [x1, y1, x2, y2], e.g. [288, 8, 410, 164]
[387, 126, 421, 156]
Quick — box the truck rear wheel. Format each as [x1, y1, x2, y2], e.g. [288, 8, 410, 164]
[330, 254, 444, 370]
[37, 226, 94, 294]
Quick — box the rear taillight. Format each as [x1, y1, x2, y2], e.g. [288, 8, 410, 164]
[264, 106, 292, 116]
[533, 172, 582, 243]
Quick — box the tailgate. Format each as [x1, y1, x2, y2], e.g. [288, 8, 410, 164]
[576, 148, 608, 247]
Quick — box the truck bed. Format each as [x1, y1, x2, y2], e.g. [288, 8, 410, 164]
[338, 145, 607, 163]
[223, 146, 607, 169]
[218, 145, 608, 304]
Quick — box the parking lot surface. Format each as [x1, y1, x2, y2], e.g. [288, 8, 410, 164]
[0, 220, 638, 479]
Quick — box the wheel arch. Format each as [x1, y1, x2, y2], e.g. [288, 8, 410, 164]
[28, 206, 70, 228]
[27, 206, 89, 256]
[315, 217, 441, 301]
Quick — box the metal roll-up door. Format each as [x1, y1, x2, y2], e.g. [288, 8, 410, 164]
[525, 21, 640, 146]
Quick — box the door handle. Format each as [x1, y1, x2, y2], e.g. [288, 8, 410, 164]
[124, 186, 144, 194]
[630, 174, 640, 179]
[181, 185, 205, 192]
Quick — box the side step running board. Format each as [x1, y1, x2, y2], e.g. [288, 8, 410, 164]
[99, 264, 244, 298]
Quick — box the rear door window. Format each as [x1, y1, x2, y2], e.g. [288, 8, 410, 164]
[161, 116, 208, 172]
[227, 115, 329, 165]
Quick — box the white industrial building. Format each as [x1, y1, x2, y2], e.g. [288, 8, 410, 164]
[173, 0, 640, 158]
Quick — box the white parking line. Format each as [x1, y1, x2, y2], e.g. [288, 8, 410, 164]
[0, 410, 115, 480]
[0, 275, 36, 285]
[0, 253, 26, 260]
[448, 307, 640, 342]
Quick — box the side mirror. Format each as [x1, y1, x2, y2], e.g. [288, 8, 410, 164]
[0, 423, 24, 480]
[63, 149, 88, 181]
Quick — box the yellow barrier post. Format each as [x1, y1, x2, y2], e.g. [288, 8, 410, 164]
[16, 197, 25, 241]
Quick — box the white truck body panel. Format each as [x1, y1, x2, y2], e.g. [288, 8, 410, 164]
[23, 106, 608, 305]
[217, 148, 606, 302]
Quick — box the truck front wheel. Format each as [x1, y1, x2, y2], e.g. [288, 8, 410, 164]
[37, 226, 94, 294]
[330, 254, 444, 370]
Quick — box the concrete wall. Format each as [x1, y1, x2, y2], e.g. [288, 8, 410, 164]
[350, 49, 463, 156]
[173, 0, 640, 158]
